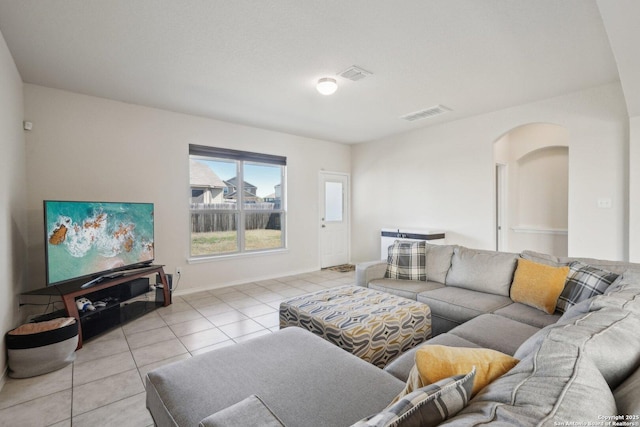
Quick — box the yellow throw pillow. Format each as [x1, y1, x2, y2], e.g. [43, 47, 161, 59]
[395, 345, 519, 400]
[510, 258, 570, 314]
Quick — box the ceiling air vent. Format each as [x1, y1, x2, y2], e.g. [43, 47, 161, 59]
[400, 105, 452, 122]
[339, 65, 372, 81]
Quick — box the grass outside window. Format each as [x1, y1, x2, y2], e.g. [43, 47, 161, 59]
[191, 229, 283, 256]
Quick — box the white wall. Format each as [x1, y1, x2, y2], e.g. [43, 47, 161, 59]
[0, 30, 26, 376]
[511, 146, 569, 255]
[515, 147, 568, 232]
[351, 83, 628, 262]
[630, 115, 640, 261]
[23, 84, 351, 293]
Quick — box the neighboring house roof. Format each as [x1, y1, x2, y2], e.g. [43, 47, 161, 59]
[225, 177, 257, 191]
[225, 189, 263, 201]
[190, 160, 226, 188]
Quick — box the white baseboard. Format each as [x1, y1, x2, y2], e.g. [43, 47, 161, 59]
[173, 266, 320, 297]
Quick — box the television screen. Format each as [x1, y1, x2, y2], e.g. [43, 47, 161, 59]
[44, 200, 154, 286]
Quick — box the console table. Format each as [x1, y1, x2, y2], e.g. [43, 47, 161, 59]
[22, 265, 171, 348]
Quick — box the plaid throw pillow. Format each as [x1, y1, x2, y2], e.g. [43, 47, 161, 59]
[350, 368, 475, 427]
[384, 240, 426, 281]
[556, 261, 619, 313]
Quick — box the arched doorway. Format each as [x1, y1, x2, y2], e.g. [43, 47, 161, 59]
[494, 123, 569, 256]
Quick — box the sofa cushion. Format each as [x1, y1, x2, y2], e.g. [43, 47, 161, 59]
[449, 314, 540, 356]
[515, 307, 640, 390]
[352, 369, 475, 427]
[606, 274, 639, 295]
[145, 327, 405, 427]
[605, 271, 640, 299]
[417, 287, 512, 325]
[565, 286, 640, 320]
[385, 240, 426, 281]
[556, 261, 619, 313]
[557, 294, 610, 323]
[425, 243, 455, 284]
[591, 292, 640, 315]
[356, 261, 388, 288]
[521, 250, 640, 275]
[510, 258, 569, 314]
[560, 256, 640, 275]
[369, 279, 443, 301]
[384, 334, 482, 383]
[493, 303, 561, 329]
[614, 365, 640, 416]
[554, 308, 640, 389]
[199, 395, 285, 427]
[441, 339, 616, 426]
[619, 268, 640, 285]
[519, 249, 561, 267]
[445, 246, 517, 296]
[430, 316, 460, 337]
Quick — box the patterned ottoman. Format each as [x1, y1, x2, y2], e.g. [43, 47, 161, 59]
[279, 285, 431, 367]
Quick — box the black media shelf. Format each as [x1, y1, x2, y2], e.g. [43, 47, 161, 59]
[121, 300, 163, 322]
[77, 299, 120, 320]
[81, 303, 121, 341]
[79, 300, 163, 342]
[33, 301, 161, 343]
[21, 265, 171, 348]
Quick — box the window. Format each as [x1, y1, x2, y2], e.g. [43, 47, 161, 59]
[189, 145, 286, 257]
[324, 181, 344, 222]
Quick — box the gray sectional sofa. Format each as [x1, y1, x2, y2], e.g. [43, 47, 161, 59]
[146, 244, 640, 426]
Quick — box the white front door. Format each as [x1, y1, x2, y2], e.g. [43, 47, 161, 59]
[319, 172, 350, 268]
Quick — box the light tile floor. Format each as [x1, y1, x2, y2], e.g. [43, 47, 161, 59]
[0, 269, 355, 427]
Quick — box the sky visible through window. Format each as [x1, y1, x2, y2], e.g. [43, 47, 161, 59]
[201, 159, 281, 198]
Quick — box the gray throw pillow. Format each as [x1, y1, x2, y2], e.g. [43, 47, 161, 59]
[385, 240, 427, 281]
[351, 369, 475, 427]
[556, 261, 619, 313]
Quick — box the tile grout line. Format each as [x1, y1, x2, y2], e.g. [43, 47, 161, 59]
[69, 357, 74, 426]
[70, 390, 148, 422]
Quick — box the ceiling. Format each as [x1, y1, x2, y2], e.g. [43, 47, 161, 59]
[0, 0, 634, 144]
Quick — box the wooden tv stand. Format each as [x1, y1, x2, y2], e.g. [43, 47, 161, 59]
[23, 265, 171, 349]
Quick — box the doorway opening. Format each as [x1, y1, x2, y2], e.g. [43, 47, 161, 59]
[494, 123, 569, 256]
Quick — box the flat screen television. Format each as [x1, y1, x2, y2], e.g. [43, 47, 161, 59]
[44, 200, 154, 287]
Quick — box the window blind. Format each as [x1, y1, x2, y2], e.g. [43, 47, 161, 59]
[189, 144, 286, 166]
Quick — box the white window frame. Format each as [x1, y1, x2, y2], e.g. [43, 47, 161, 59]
[189, 145, 287, 259]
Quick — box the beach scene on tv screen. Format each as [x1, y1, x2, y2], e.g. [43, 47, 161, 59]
[46, 201, 154, 284]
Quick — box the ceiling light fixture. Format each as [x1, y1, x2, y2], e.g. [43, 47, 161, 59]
[316, 77, 338, 95]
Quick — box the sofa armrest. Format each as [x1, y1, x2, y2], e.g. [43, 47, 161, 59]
[199, 395, 286, 427]
[356, 260, 387, 287]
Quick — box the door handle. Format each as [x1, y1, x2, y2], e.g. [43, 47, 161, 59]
[321, 224, 326, 228]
